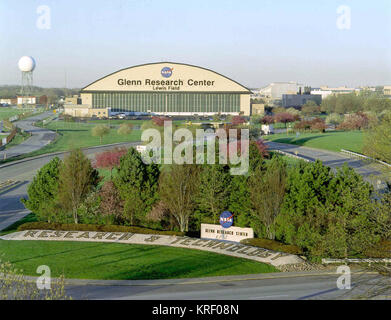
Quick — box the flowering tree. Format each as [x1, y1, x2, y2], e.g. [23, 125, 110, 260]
[152, 116, 171, 127]
[94, 147, 127, 178]
[338, 112, 369, 131]
[274, 112, 296, 128]
[231, 115, 246, 126]
[260, 115, 274, 125]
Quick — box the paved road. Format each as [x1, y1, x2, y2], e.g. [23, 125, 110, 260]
[0, 142, 139, 230]
[63, 271, 389, 300]
[0, 111, 56, 159]
[266, 141, 388, 189]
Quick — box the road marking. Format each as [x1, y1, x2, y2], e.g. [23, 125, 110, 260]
[252, 294, 289, 299]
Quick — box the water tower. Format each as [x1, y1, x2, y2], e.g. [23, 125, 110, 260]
[18, 56, 36, 106]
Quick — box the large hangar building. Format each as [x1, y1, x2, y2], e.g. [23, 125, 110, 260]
[65, 62, 251, 117]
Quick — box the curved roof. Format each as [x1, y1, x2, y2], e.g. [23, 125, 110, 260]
[81, 62, 251, 94]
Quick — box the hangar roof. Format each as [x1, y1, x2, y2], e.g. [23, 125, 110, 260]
[81, 62, 251, 94]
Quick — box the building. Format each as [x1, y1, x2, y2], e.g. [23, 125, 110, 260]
[319, 86, 355, 95]
[64, 95, 81, 105]
[65, 62, 252, 118]
[17, 96, 36, 105]
[282, 94, 322, 108]
[251, 103, 265, 115]
[0, 98, 17, 105]
[384, 86, 391, 96]
[259, 82, 304, 102]
[310, 89, 333, 99]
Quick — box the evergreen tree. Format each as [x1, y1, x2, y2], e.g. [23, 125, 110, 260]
[196, 164, 231, 224]
[22, 157, 61, 222]
[114, 147, 160, 225]
[57, 149, 100, 224]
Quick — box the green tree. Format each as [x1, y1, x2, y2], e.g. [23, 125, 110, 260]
[196, 164, 231, 224]
[21, 157, 61, 222]
[228, 175, 252, 228]
[117, 123, 133, 135]
[114, 147, 160, 225]
[248, 156, 287, 239]
[325, 113, 344, 126]
[364, 113, 391, 164]
[159, 164, 200, 232]
[91, 124, 110, 144]
[57, 149, 100, 224]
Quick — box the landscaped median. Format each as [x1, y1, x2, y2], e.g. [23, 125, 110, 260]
[0, 228, 304, 268]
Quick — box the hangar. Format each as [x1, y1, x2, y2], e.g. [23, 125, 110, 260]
[65, 62, 251, 117]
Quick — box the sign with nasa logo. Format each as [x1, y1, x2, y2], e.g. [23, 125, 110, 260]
[201, 223, 254, 243]
[161, 67, 173, 78]
[220, 211, 234, 228]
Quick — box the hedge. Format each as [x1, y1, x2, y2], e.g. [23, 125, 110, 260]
[364, 240, 391, 258]
[240, 238, 303, 255]
[17, 222, 185, 236]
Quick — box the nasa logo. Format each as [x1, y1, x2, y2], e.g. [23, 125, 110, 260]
[219, 211, 234, 229]
[161, 67, 173, 78]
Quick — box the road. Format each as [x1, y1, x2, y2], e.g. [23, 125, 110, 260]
[0, 111, 57, 159]
[63, 271, 389, 300]
[0, 142, 139, 230]
[266, 141, 388, 189]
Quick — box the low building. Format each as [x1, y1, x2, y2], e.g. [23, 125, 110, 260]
[17, 96, 36, 105]
[319, 86, 355, 95]
[251, 103, 265, 115]
[64, 95, 81, 105]
[282, 94, 322, 108]
[63, 105, 110, 118]
[0, 98, 17, 105]
[259, 82, 304, 101]
[384, 86, 391, 96]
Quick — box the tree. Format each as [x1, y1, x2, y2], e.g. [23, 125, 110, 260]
[301, 101, 320, 116]
[260, 115, 274, 125]
[159, 164, 200, 232]
[117, 123, 133, 135]
[114, 147, 160, 225]
[274, 112, 296, 129]
[57, 149, 100, 224]
[21, 157, 61, 222]
[249, 156, 287, 239]
[364, 113, 391, 164]
[196, 164, 231, 224]
[91, 124, 110, 144]
[94, 147, 127, 178]
[99, 180, 123, 219]
[276, 161, 382, 259]
[325, 113, 344, 126]
[231, 115, 246, 126]
[338, 112, 369, 131]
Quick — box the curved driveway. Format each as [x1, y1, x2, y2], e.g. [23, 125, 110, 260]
[0, 111, 57, 159]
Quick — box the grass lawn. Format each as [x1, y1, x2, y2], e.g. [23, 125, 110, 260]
[0, 107, 24, 120]
[0, 240, 278, 280]
[34, 120, 142, 154]
[264, 130, 364, 153]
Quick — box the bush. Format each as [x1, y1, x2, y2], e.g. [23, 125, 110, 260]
[17, 222, 185, 236]
[240, 238, 302, 255]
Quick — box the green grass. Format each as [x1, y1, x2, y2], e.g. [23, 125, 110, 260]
[264, 130, 364, 153]
[0, 240, 278, 280]
[0, 107, 25, 120]
[35, 120, 142, 153]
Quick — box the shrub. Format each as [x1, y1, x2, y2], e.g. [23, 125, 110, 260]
[17, 222, 184, 236]
[240, 238, 302, 255]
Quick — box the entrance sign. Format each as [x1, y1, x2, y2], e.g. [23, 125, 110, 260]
[219, 211, 234, 228]
[201, 223, 253, 243]
[0, 229, 302, 267]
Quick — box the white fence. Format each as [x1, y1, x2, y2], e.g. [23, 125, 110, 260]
[340, 149, 391, 169]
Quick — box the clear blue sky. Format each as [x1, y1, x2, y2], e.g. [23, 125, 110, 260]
[0, 0, 390, 88]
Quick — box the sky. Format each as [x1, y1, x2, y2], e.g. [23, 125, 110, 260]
[0, 0, 390, 89]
